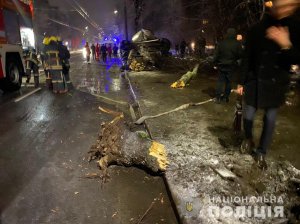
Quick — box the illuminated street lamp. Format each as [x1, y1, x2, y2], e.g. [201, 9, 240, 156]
[265, 1, 273, 8]
[114, 10, 118, 15]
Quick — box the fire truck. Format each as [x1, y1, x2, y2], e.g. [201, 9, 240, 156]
[0, 0, 34, 92]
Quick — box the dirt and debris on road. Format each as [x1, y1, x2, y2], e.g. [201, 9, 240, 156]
[128, 68, 300, 223]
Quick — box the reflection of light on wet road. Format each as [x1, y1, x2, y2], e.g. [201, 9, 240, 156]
[111, 78, 121, 91]
[32, 102, 52, 123]
[77, 58, 124, 95]
[36, 114, 45, 122]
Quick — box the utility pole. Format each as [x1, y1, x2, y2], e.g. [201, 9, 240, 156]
[124, 0, 128, 41]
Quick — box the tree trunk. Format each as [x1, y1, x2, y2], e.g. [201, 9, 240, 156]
[88, 110, 168, 180]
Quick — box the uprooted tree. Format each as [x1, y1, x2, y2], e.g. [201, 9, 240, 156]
[88, 107, 169, 180]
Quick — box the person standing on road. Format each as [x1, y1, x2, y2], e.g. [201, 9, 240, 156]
[175, 44, 179, 56]
[237, 0, 300, 169]
[180, 40, 187, 58]
[43, 36, 68, 93]
[85, 42, 91, 63]
[95, 43, 100, 61]
[213, 28, 243, 103]
[113, 44, 118, 58]
[107, 44, 112, 60]
[24, 47, 39, 88]
[91, 44, 96, 60]
[120, 40, 131, 71]
[101, 44, 107, 62]
[58, 39, 72, 90]
[197, 35, 206, 58]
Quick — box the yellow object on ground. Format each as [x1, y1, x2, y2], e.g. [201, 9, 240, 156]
[171, 80, 185, 88]
[130, 59, 146, 72]
[170, 64, 199, 89]
[149, 141, 169, 171]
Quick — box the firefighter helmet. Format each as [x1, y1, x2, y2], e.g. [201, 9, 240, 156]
[43, 37, 50, 45]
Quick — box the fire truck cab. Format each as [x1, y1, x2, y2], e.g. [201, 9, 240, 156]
[0, 0, 34, 92]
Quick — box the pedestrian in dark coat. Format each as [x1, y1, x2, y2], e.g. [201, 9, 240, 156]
[238, 0, 300, 169]
[175, 44, 179, 56]
[58, 40, 72, 89]
[113, 44, 118, 57]
[197, 35, 206, 58]
[91, 44, 96, 60]
[213, 28, 243, 103]
[180, 40, 187, 58]
[101, 44, 107, 62]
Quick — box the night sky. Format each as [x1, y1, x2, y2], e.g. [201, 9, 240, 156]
[39, 0, 184, 45]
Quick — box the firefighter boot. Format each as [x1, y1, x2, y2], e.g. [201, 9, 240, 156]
[34, 75, 39, 88]
[26, 69, 31, 84]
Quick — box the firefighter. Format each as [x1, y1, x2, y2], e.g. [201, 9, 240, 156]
[43, 36, 68, 93]
[24, 47, 39, 88]
[57, 38, 72, 89]
[42, 37, 52, 89]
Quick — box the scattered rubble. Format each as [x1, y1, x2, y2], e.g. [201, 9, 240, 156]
[213, 167, 237, 180]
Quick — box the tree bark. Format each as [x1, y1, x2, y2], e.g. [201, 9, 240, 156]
[88, 109, 168, 180]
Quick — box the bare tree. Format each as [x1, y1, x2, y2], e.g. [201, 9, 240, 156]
[181, 0, 265, 42]
[132, 0, 145, 32]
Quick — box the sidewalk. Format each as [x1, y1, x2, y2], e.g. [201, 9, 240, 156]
[128, 69, 300, 223]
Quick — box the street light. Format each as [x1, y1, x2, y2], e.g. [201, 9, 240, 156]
[114, 10, 118, 15]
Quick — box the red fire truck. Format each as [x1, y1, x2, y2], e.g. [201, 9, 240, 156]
[0, 0, 34, 92]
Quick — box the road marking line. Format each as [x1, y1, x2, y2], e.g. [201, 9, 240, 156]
[14, 87, 42, 103]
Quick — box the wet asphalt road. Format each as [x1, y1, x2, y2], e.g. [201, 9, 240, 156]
[0, 53, 178, 224]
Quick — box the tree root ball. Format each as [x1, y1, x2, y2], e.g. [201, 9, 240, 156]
[89, 113, 168, 179]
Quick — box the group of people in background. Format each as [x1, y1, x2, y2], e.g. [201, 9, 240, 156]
[175, 35, 206, 58]
[84, 42, 119, 63]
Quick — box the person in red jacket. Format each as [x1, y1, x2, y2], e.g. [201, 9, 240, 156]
[95, 43, 100, 61]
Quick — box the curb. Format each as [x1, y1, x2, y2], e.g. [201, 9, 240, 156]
[124, 70, 183, 224]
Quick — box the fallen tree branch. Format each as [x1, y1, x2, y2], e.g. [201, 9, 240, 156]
[136, 200, 156, 224]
